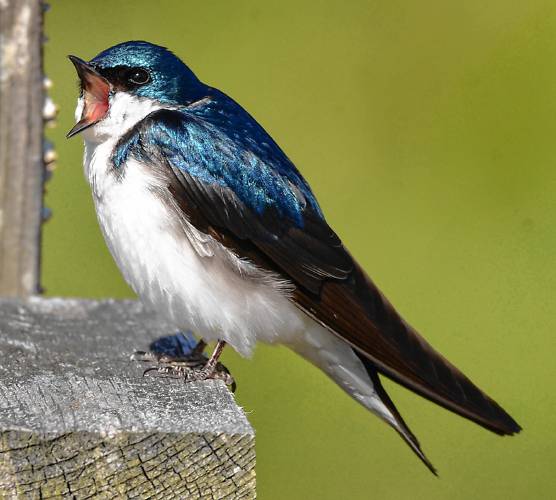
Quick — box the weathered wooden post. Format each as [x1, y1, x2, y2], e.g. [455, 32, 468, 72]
[0, 2, 255, 498]
[0, 0, 45, 297]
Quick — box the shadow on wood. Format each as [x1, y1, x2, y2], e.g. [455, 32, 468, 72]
[0, 297, 256, 499]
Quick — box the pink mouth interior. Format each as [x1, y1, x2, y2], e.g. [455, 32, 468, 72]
[82, 74, 110, 123]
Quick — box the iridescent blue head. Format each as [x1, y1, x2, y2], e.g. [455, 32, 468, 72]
[91, 41, 207, 105]
[67, 41, 208, 137]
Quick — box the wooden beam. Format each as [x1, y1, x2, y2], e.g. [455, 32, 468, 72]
[0, 297, 256, 498]
[0, 0, 45, 296]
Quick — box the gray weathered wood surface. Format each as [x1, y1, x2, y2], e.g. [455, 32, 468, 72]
[0, 297, 256, 499]
[0, 0, 45, 297]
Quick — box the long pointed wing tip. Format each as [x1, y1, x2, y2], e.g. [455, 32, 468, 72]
[488, 409, 522, 436]
[508, 421, 523, 435]
[502, 421, 522, 436]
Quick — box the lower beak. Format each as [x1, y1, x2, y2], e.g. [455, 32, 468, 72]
[67, 55, 111, 138]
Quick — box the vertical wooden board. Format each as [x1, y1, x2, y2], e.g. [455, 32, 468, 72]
[0, 0, 45, 296]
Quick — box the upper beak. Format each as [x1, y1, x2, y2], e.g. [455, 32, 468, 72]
[66, 55, 111, 138]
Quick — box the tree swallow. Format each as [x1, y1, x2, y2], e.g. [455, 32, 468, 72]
[68, 41, 520, 473]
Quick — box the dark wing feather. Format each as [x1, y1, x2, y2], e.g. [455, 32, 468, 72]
[165, 146, 352, 292]
[118, 106, 520, 436]
[295, 266, 521, 435]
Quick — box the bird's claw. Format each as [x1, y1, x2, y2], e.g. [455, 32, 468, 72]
[132, 347, 236, 392]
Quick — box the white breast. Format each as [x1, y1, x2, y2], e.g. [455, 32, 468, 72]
[84, 137, 308, 356]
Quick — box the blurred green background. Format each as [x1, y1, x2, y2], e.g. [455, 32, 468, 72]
[44, 1, 555, 498]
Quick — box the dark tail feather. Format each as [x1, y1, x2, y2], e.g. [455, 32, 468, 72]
[294, 265, 522, 438]
[356, 350, 438, 475]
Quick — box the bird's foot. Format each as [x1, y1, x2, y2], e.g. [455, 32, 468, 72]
[143, 361, 235, 391]
[131, 349, 207, 368]
[131, 339, 236, 391]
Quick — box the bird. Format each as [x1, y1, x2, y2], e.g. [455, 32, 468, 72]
[67, 41, 520, 474]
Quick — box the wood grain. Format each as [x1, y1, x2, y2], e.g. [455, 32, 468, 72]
[0, 297, 255, 499]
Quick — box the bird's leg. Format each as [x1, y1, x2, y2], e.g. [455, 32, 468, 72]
[203, 340, 226, 374]
[136, 339, 235, 391]
[173, 340, 229, 382]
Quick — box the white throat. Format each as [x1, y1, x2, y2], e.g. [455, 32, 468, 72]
[75, 91, 166, 145]
[76, 91, 166, 197]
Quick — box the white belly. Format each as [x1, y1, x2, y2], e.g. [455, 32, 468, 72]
[85, 142, 305, 356]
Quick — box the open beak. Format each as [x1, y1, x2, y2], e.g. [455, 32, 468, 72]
[66, 55, 111, 138]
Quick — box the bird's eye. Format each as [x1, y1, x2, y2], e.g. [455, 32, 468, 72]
[127, 68, 150, 85]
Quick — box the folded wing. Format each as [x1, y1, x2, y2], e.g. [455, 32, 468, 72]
[115, 104, 520, 436]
